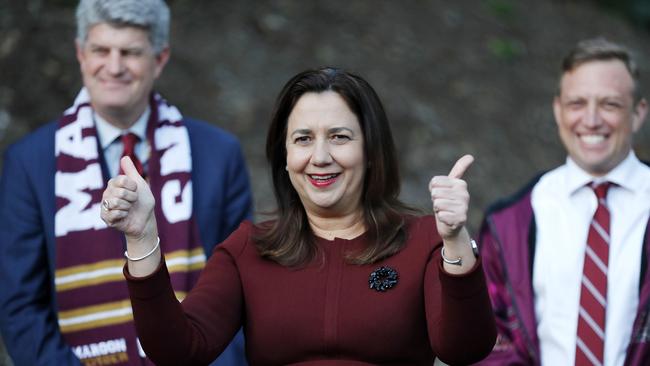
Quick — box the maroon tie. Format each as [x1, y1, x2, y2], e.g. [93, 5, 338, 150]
[118, 133, 144, 177]
[575, 182, 611, 366]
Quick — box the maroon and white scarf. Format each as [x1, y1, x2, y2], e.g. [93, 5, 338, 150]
[54, 88, 206, 365]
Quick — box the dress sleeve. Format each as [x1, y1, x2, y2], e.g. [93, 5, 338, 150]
[424, 238, 497, 364]
[126, 223, 249, 366]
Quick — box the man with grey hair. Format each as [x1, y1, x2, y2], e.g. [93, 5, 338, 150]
[477, 38, 650, 365]
[0, 0, 252, 365]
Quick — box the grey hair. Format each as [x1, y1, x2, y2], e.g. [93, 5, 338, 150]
[76, 0, 170, 54]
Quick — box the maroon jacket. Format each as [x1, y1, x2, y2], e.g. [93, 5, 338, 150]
[476, 176, 650, 365]
[126, 216, 496, 365]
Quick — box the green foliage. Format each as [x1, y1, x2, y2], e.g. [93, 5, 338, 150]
[486, 37, 524, 61]
[482, 0, 523, 61]
[484, 0, 515, 23]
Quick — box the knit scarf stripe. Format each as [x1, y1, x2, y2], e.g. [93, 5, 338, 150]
[54, 247, 205, 292]
[54, 88, 205, 365]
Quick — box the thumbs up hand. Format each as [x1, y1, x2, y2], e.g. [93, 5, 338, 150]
[428, 155, 474, 240]
[100, 156, 157, 241]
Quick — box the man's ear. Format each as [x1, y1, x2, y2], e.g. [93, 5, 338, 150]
[153, 46, 170, 79]
[632, 98, 648, 133]
[75, 39, 85, 66]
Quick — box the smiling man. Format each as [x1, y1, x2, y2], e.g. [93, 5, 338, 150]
[0, 1, 252, 365]
[477, 38, 650, 366]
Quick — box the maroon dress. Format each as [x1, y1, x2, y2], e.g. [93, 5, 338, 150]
[126, 216, 496, 365]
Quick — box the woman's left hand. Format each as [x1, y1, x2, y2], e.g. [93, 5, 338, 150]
[428, 155, 474, 240]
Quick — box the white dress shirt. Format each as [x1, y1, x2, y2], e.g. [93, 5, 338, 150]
[531, 152, 650, 366]
[94, 108, 151, 178]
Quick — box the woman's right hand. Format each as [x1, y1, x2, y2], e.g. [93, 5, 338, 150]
[100, 156, 156, 240]
[101, 156, 160, 276]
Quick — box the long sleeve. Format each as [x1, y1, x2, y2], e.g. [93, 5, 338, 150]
[425, 247, 497, 365]
[474, 218, 529, 365]
[0, 144, 82, 365]
[126, 223, 249, 366]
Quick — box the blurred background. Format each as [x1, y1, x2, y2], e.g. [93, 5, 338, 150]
[1, 0, 650, 364]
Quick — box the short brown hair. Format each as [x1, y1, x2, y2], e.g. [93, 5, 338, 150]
[559, 38, 643, 102]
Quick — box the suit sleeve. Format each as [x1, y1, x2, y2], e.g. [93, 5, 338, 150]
[221, 140, 253, 238]
[474, 217, 529, 365]
[0, 146, 82, 365]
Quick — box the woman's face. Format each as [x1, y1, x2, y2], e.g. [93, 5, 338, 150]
[285, 91, 366, 217]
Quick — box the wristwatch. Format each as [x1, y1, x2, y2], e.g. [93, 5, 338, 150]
[470, 238, 479, 258]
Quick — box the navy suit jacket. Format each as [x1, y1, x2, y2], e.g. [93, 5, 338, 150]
[0, 118, 252, 365]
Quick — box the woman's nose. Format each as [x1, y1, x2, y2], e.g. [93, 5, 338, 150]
[311, 139, 333, 166]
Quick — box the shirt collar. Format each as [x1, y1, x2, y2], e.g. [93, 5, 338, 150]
[564, 151, 642, 195]
[95, 107, 150, 149]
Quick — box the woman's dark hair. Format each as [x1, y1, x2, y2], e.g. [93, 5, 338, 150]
[255, 67, 414, 266]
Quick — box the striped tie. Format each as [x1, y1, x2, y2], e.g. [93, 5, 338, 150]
[575, 182, 611, 366]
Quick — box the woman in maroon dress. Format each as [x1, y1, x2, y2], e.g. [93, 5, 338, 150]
[101, 67, 496, 365]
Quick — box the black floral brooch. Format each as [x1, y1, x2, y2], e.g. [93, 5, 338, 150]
[368, 266, 398, 292]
